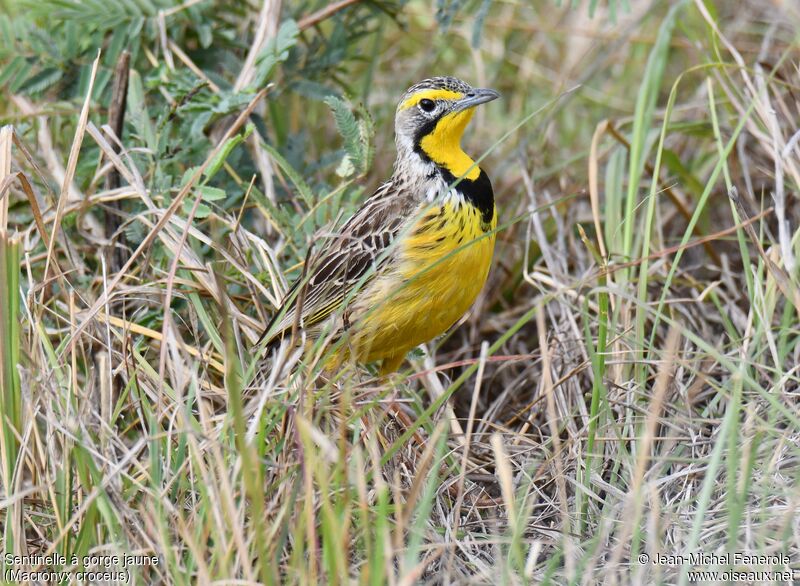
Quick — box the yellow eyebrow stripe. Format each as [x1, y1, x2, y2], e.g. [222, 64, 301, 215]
[398, 88, 464, 110]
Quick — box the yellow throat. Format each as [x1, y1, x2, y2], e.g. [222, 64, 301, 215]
[418, 109, 481, 181]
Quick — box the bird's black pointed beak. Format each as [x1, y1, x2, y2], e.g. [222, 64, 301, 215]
[454, 88, 501, 112]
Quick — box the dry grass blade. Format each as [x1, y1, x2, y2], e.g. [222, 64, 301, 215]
[298, 0, 362, 30]
[537, 304, 574, 580]
[64, 86, 271, 357]
[589, 119, 609, 259]
[234, 0, 282, 91]
[103, 50, 131, 273]
[0, 126, 11, 230]
[41, 53, 99, 295]
[608, 326, 680, 576]
[729, 187, 800, 319]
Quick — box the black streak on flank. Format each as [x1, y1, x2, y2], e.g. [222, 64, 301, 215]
[413, 222, 429, 236]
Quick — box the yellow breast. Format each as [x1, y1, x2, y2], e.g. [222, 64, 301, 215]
[351, 200, 496, 367]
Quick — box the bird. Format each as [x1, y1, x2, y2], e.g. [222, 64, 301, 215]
[261, 76, 500, 374]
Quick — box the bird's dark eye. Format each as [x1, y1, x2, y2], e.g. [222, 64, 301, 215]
[418, 99, 435, 112]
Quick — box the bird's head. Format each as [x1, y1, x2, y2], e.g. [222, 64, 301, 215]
[394, 76, 500, 181]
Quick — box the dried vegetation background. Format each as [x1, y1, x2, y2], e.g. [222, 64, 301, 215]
[1, 0, 800, 583]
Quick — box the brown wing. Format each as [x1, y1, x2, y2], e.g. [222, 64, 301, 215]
[261, 179, 415, 347]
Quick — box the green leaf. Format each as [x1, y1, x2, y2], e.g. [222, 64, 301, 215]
[19, 67, 63, 95]
[0, 15, 15, 52]
[259, 141, 314, 207]
[325, 96, 361, 162]
[251, 18, 299, 89]
[204, 123, 254, 181]
[0, 55, 28, 88]
[470, 0, 492, 48]
[335, 155, 355, 178]
[198, 186, 226, 202]
[324, 96, 373, 177]
[127, 69, 156, 151]
[20, 0, 166, 30]
[183, 199, 212, 219]
[181, 167, 202, 188]
[661, 149, 704, 199]
[198, 23, 213, 49]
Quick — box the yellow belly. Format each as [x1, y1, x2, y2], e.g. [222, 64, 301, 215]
[350, 201, 496, 369]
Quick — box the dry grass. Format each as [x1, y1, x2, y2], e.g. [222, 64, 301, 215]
[1, 0, 800, 584]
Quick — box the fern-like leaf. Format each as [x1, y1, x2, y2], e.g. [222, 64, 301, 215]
[325, 95, 373, 177]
